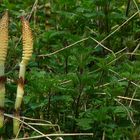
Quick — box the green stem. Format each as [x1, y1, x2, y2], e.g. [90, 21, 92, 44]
[126, 0, 131, 17]
[13, 63, 26, 136]
[0, 63, 5, 129]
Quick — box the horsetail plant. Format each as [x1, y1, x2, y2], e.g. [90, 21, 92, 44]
[13, 17, 33, 135]
[0, 11, 8, 129]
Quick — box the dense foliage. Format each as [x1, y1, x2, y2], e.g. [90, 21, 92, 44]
[1, 0, 140, 139]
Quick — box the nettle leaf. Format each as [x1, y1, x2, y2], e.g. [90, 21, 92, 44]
[4, 0, 140, 139]
[110, 12, 126, 21]
[114, 106, 127, 117]
[24, 95, 31, 104]
[49, 31, 68, 39]
[52, 95, 73, 105]
[76, 118, 93, 130]
[93, 108, 112, 121]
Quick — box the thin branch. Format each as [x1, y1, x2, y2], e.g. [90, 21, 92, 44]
[94, 92, 140, 102]
[90, 36, 115, 57]
[26, 0, 38, 20]
[27, 122, 61, 132]
[15, 120, 24, 139]
[129, 88, 138, 107]
[10, 133, 93, 140]
[14, 0, 38, 48]
[109, 69, 140, 88]
[21, 116, 53, 124]
[114, 99, 135, 126]
[107, 54, 124, 65]
[21, 116, 61, 134]
[38, 37, 89, 57]
[133, 0, 140, 13]
[126, 52, 140, 56]
[118, 95, 140, 102]
[28, 123, 59, 127]
[115, 47, 127, 55]
[102, 131, 105, 140]
[131, 43, 140, 54]
[4, 113, 52, 140]
[89, 54, 124, 75]
[95, 11, 139, 48]
[94, 78, 126, 89]
[59, 80, 72, 85]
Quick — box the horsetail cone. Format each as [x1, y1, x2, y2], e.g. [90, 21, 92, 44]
[21, 16, 33, 66]
[15, 17, 33, 110]
[0, 11, 8, 64]
[14, 17, 33, 135]
[0, 11, 8, 128]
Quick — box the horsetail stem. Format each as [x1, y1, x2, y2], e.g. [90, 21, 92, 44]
[13, 17, 33, 136]
[0, 11, 8, 129]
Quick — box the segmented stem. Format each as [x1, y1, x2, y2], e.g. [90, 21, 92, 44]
[0, 11, 8, 129]
[13, 17, 33, 135]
